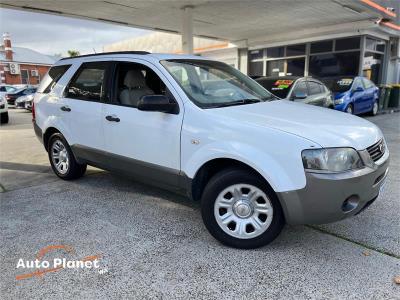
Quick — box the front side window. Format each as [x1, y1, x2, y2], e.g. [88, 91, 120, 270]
[307, 81, 321, 95]
[293, 81, 308, 96]
[352, 78, 364, 91]
[113, 62, 169, 108]
[66, 62, 107, 102]
[161, 60, 275, 108]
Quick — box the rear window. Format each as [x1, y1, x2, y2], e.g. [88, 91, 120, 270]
[38, 65, 71, 94]
[256, 78, 295, 99]
[322, 77, 354, 93]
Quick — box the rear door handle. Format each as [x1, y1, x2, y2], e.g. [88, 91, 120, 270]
[105, 115, 120, 122]
[60, 106, 71, 112]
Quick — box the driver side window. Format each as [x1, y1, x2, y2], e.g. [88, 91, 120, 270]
[352, 78, 364, 91]
[114, 62, 168, 108]
[293, 81, 308, 96]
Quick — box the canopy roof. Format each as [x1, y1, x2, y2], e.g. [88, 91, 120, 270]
[1, 0, 399, 46]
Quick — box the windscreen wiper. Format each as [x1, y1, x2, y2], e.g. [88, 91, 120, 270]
[209, 98, 262, 108]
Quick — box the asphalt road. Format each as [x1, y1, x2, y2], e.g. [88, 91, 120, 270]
[0, 109, 399, 299]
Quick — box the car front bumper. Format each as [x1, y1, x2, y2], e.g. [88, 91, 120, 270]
[334, 102, 347, 111]
[277, 154, 389, 225]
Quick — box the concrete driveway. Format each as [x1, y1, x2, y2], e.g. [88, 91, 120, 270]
[0, 109, 399, 299]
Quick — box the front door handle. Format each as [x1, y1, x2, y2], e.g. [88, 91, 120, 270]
[105, 115, 120, 122]
[60, 106, 71, 112]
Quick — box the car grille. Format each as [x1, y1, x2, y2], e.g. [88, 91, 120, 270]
[366, 139, 385, 162]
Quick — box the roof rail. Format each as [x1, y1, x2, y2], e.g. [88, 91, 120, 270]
[60, 51, 150, 60]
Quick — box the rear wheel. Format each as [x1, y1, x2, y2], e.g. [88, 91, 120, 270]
[48, 133, 86, 180]
[345, 104, 353, 114]
[201, 168, 285, 249]
[0, 112, 9, 124]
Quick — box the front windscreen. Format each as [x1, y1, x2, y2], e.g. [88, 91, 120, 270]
[161, 59, 275, 108]
[256, 78, 295, 99]
[323, 77, 354, 93]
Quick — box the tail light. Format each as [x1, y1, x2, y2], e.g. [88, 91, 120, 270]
[32, 101, 36, 122]
[5, 95, 10, 100]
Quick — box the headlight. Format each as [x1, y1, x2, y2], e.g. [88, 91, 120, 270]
[334, 97, 344, 105]
[302, 148, 363, 172]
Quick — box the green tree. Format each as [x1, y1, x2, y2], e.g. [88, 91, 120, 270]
[67, 50, 80, 57]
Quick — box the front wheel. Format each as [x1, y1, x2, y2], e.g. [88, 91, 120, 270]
[345, 104, 353, 114]
[369, 101, 378, 116]
[201, 168, 285, 249]
[48, 133, 87, 180]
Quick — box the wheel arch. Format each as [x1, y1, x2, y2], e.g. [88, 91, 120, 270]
[43, 127, 61, 151]
[189, 158, 275, 203]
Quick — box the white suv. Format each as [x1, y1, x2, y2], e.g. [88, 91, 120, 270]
[33, 52, 389, 249]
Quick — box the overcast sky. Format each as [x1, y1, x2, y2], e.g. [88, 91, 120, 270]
[0, 8, 150, 57]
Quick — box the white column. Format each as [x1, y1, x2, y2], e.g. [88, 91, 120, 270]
[182, 6, 194, 54]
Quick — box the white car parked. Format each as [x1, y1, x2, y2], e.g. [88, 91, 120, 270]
[0, 95, 9, 124]
[33, 52, 389, 248]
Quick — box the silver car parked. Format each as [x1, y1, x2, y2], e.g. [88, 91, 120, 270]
[256, 76, 334, 108]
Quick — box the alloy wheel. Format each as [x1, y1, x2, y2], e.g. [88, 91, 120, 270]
[372, 102, 378, 115]
[51, 139, 70, 175]
[214, 184, 273, 239]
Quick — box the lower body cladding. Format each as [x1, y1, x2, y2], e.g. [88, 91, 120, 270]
[277, 158, 389, 225]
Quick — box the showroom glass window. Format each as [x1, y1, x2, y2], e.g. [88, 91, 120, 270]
[309, 37, 360, 79]
[248, 43, 307, 77]
[66, 62, 108, 102]
[248, 35, 385, 84]
[363, 38, 386, 84]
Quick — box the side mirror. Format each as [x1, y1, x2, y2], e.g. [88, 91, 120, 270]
[137, 95, 179, 114]
[293, 91, 307, 100]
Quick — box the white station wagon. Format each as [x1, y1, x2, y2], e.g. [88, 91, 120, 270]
[33, 52, 389, 249]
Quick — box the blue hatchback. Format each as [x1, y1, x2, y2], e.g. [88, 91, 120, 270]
[322, 76, 379, 115]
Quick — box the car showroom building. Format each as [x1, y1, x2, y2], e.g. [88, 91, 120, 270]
[1, 0, 399, 85]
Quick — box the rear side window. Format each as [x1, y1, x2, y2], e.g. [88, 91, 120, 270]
[66, 62, 108, 102]
[362, 78, 374, 89]
[38, 65, 71, 94]
[308, 81, 322, 95]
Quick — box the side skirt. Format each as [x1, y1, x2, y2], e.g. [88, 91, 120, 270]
[71, 144, 193, 198]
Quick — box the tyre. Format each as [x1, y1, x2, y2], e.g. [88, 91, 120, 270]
[369, 101, 378, 116]
[0, 112, 9, 124]
[48, 133, 87, 180]
[345, 104, 353, 114]
[201, 168, 285, 249]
